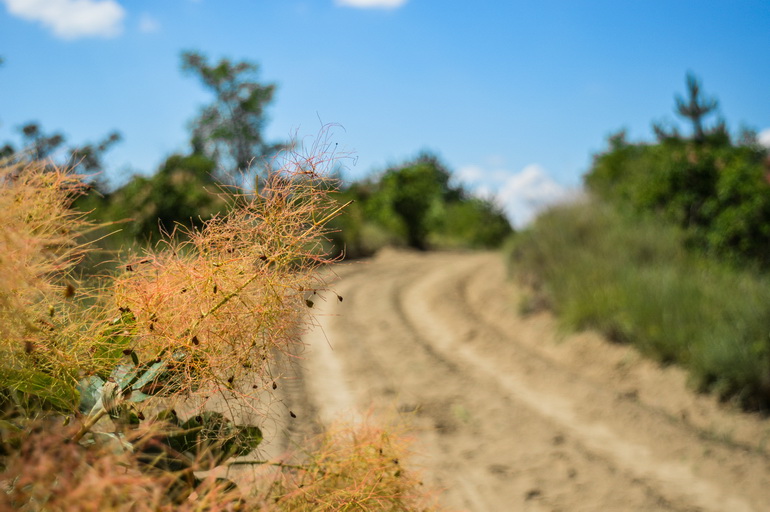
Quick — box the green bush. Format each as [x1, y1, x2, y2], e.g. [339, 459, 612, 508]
[508, 200, 770, 410]
[326, 153, 512, 257]
[586, 98, 770, 268]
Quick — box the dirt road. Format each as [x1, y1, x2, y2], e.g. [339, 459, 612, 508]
[292, 249, 770, 511]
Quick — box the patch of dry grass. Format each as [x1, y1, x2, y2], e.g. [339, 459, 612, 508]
[268, 420, 439, 511]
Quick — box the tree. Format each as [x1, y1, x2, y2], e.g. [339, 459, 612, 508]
[69, 131, 121, 174]
[675, 73, 719, 143]
[181, 50, 284, 180]
[19, 122, 65, 161]
[2, 122, 121, 180]
[369, 154, 459, 250]
[92, 151, 223, 244]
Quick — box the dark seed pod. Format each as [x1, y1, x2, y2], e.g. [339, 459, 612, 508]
[289, 411, 296, 418]
[305, 299, 314, 308]
[272, 381, 277, 390]
[125, 264, 133, 272]
[64, 283, 75, 298]
[191, 336, 199, 346]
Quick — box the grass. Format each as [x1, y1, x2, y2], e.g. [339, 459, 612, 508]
[508, 199, 770, 411]
[267, 420, 438, 511]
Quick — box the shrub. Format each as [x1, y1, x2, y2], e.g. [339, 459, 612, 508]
[586, 122, 770, 267]
[326, 154, 513, 257]
[0, 144, 438, 508]
[269, 421, 438, 511]
[508, 199, 770, 410]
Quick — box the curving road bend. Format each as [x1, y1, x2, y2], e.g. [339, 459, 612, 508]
[296, 249, 770, 511]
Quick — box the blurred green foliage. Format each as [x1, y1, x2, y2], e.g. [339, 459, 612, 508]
[77, 150, 513, 260]
[180, 50, 285, 179]
[80, 152, 225, 244]
[586, 75, 770, 267]
[2, 50, 512, 259]
[326, 153, 513, 257]
[509, 201, 770, 410]
[509, 74, 770, 410]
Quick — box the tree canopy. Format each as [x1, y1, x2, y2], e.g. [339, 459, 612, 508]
[586, 74, 770, 266]
[181, 50, 284, 180]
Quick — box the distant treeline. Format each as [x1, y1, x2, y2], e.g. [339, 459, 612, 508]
[75, 149, 513, 259]
[0, 50, 512, 259]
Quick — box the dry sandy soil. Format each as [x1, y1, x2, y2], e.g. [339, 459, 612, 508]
[274, 249, 770, 511]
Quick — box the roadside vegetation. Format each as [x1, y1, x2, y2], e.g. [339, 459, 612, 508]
[0, 151, 438, 511]
[327, 152, 512, 258]
[0, 51, 450, 510]
[509, 74, 770, 411]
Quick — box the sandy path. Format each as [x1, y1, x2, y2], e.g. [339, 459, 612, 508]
[297, 249, 770, 511]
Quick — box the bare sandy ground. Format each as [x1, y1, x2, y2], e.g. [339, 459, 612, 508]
[285, 249, 770, 511]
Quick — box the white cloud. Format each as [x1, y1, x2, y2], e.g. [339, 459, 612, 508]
[2, 0, 125, 39]
[335, 0, 407, 9]
[759, 128, 770, 149]
[456, 164, 484, 183]
[138, 12, 159, 33]
[499, 164, 575, 227]
[457, 162, 575, 228]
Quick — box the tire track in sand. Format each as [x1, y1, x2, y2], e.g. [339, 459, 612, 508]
[300, 250, 770, 511]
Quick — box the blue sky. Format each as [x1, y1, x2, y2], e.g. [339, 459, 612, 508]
[1, 0, 769, 226]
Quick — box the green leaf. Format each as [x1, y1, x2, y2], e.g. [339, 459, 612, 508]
[0, 419, 21, 433]
[126, 390, 151, 403]
[165, 412, 262, 467]
[111, 363, 137, 390]
[76, 375, 105, 414]
[1, 369, 78, 412]
[131, 359, 168, 393]
[154, 409, 180, 426]
[93, 311, 137, 364]
[230, 425, 263, 456]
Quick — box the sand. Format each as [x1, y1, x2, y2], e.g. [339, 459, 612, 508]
[281, 249, 770, 511]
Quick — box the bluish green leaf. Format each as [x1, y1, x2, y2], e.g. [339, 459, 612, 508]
[76, 375, 105, 414]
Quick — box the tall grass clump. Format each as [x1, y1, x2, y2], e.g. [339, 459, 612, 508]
[508, 199, 770, 410]
[0, 142, 438, 510]
[269, 421, 438, 511]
